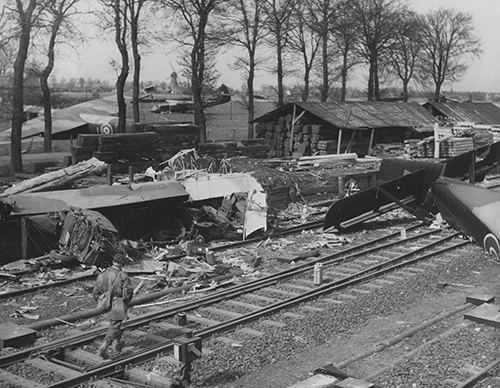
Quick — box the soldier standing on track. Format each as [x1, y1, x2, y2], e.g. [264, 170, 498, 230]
[93, 253, 133, 359]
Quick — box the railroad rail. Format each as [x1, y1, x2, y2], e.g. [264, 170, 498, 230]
[0, 224, 469, 387]
[0, 214, 328, 301]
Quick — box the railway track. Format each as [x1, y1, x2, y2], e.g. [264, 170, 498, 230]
[0, 213, 328, 302]
[0, 223, 470, 387]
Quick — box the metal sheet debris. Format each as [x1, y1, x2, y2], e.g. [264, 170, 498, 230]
[3, 180, 189, 216]
[432, 176, 500, 260]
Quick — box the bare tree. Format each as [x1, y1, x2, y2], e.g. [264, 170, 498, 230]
[352, 0, 403, 101]
[162, 0, 222, 143]
[330, 0, 360, 102]
[388, 11, 421, 102]
[262, 0, 297, 106]
[419, 8, 481, 102]
[308, 0, 335, 102]
[38, 0, 80, 152]
[217, 0, 268, 138]
[127, 0, 148, 125]
[0, 8, 16, 75]
[100, 0, 129, 132]
[6, 0, 48, 172]
[288, 2, 320, 102]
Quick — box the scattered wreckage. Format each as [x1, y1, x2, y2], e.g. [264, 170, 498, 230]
[323, 142, 500, 260]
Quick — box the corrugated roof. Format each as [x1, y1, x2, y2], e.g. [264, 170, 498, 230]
[424, 101, 500, 125]
[253, 101, 436, 132]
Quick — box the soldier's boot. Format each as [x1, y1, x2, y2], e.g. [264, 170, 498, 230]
[113, 339, 123, 354]
[97, 341, 109, 359]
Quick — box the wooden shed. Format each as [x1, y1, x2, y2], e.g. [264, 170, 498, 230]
[253, 101, 437, 157]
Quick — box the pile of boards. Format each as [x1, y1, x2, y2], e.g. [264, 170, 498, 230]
[404, 137, 475, 158]
[258, 116, 322, 158]
[198, 140, 269, 159]
[142, 123, 199, 160]
[71, 132, 160, 164]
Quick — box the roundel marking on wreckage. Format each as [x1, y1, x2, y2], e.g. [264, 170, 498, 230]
[99, 122, 114, 135]
[473, 200, 500, 262]
[483, 233, 500, 262]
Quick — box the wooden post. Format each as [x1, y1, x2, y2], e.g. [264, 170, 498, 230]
[107, 165, 113, 186]
[368, 128, 375, 155]
[337, 128, 343, 154]
[434, 123, 440, 159]
[469, 150, 476, 184]
[290, 104, 296, 156]
[21, 217, 29, 259]
[128, 166, 134, 184]
[338, 176, 345, 197]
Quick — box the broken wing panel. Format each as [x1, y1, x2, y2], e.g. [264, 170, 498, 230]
[5, 181, 189, 216]
[323, 169, 426, 231]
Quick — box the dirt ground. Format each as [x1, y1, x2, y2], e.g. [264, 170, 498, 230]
[219, 246, 500, 388]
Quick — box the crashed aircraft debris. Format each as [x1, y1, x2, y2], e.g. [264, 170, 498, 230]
[432, 176, 500, 261]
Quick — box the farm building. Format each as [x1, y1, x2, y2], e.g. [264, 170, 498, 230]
[253, 101, 437, 157]
[423, 101, 500, 125]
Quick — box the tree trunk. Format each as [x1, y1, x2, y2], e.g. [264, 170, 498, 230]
[320, 30, 328, 102]
[373, 56, 380, 101]
[302, 66, 310, 102]
[367, 58, 374, 101]
[276, 37, 284, 107]
[340, 50, 348, 102]
[192, 25, 207, 143]
[434, 82, 442, 102]
[116, 62, 128, 133]
[402, 81, 409, 102]
[131, 21, 141, 127]
[41, 20, 60, 153]
[11, 9, 33, 173]
[247, 60, 255, 139]
[114, 2, 128, 133]
[41, 76, 52, 152]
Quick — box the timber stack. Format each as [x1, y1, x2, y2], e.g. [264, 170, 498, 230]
[71, 132, 161, 164]
[259, 115, 322, 158]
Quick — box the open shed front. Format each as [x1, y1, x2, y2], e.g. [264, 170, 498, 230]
[254, 102, 435, 158]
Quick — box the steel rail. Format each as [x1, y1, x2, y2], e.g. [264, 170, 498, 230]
[45, 234, 468, 388]
[0, 222, 424, 367]
[0, 218, 325, 301]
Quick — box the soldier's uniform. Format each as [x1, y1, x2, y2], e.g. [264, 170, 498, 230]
[93, 254, 133, 358]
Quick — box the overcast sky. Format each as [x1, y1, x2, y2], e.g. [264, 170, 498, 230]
[53, 0, 500, 93]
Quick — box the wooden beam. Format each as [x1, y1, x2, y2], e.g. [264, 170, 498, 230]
[368, 128, 375, 155]
[21, 217, 29, 260]
[290, 104, 296, 156]
[337, 128, 343, 154]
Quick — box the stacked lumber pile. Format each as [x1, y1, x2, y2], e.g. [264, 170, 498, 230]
[143, 123, 199, 158]
[297, 153, 357, 167]
[404, 139, 421, 157]
[439, 137, 474, 157]
[317, 140, 337, 155]
[71, 133, 160, 164]
[261, 116, 321, 158]
[472, 130, 494, 148]
[198, 141, 269, 159]
[371, 143, 404, 157]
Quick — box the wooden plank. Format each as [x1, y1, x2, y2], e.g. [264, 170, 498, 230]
[464, 303, 500, 328]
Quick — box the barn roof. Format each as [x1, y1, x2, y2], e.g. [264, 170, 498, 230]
[423, 101, 500, 125]
[253, 101, 436, 132]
